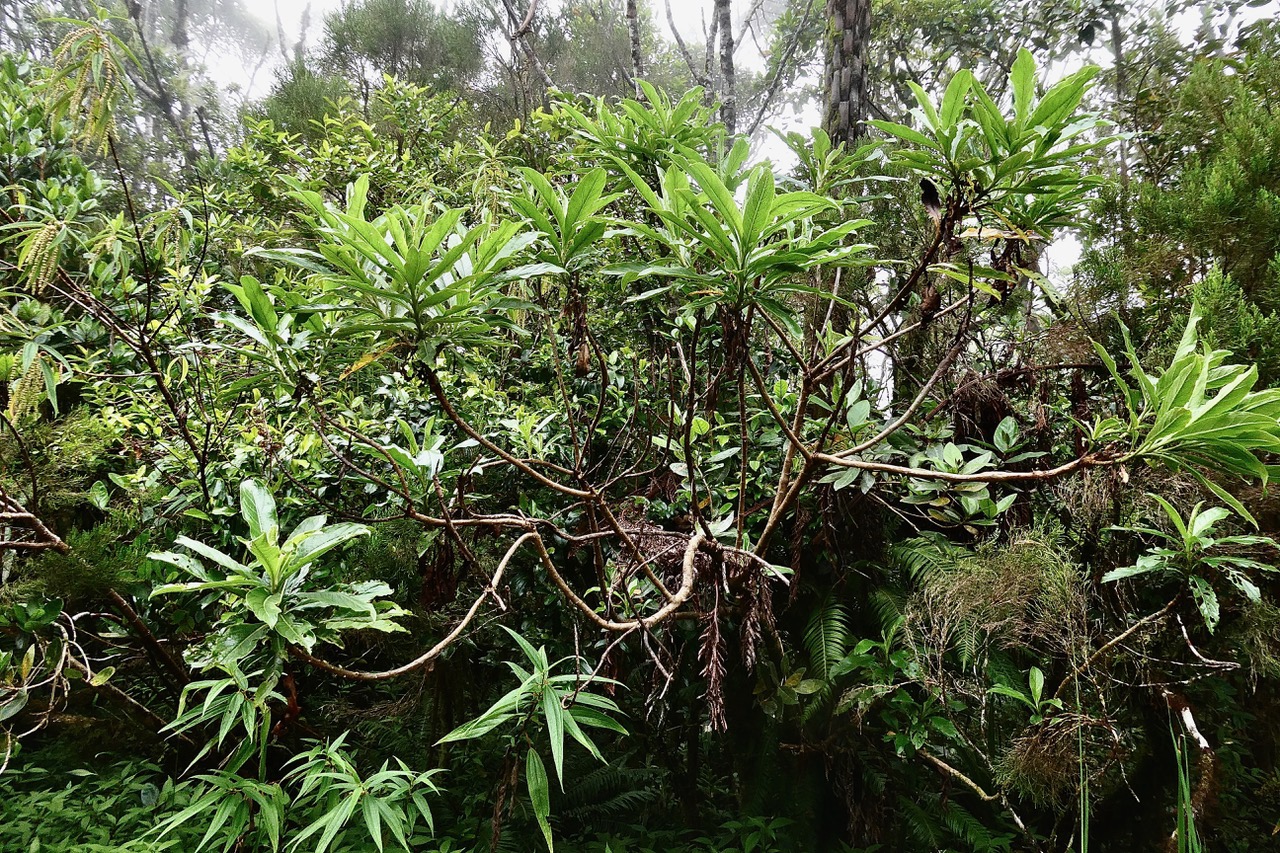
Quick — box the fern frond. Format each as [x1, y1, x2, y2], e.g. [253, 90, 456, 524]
[898, 795, 944, 847]
[803, 596, 852, 678]
[559, 763, 660, 825]
[859, 756, 888, 796]
[890, 532, 967, 584]
[956, 619, 985, 670]
[798, 681, 834, 726]
[940, 799, 1013, 852]
[870, 588, 905, 632]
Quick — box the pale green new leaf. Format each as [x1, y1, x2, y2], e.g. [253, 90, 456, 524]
[240, 479, 279, 546]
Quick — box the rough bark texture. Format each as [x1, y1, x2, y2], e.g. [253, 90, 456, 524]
[171, 0, 189, 47]
[627, 0, 643, 93]
[715, 0, 735, 134]
[822, 0, 870, 146]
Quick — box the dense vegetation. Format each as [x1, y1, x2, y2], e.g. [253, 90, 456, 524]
[2, 0, 1280, 850]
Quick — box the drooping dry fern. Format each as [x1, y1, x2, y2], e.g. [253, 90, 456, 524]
[902, 532, 1089, 674]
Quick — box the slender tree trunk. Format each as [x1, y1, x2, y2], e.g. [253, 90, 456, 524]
[715, 0, 735, 134]
[295, 2, 313, 60]
[822, 0, 870, 146]
[274, 0, 292, 60]
[627, 0, 643, 93]
[500, 0, 555, 92]
[171, 0, 189, 47]
[818, 0, 871, 341]
[705, 9, 718, 97]
[1109, 8, 1130, 211]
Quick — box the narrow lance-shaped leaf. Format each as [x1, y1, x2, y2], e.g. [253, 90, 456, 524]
[526, 749, 555, 851]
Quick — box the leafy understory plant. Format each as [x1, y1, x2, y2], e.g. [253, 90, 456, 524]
[155, 733, 440, 853]
[988, 666, 1063, 724]
[150, 480, 410, 773]
[154, 772, 288, 853]
[1103, 494, 1275, 632]
[438, 627, 628, 851]
[870, 48, 1111, 296]
[284, 733, 441, 853]
[150, 479, 408, 673]
[1172, 726, 1204, 853]
[0, 596, 65, 754]
[902, 439, 1019, 533]
[608, 147, 871, 337]
[258, 175, 541, 359]
[509, 166, 620, 273]
[1092, 306, 1280, 523]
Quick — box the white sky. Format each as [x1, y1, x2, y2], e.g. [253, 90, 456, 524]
[217, 0, 771, 99]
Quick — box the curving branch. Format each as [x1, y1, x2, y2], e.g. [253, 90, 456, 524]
[0, 493, 190, 687]
[498, 0, 554, 91]
[813, 452, 1098, 483]
[290, 531, 728, 682]
[533, 532, 706, 632]
[288, 531, 531, 681]
[1054, 594, 1181, 702]
[424, 369, 593, 499]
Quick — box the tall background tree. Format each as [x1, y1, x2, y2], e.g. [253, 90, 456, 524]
[821, 0, 869, 144]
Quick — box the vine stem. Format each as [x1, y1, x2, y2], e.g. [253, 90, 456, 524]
[1054, 593, 1181, 701]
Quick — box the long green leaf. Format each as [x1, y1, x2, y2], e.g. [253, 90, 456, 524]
[526, 749, 554, 852]
[240, 480, 279, 546]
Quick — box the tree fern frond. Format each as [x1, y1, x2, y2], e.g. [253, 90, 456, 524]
[798, 681, 834, 725]
[956, 620, 986, 670]
[859, 757, 889, 796]
[559, 764, 660, 825]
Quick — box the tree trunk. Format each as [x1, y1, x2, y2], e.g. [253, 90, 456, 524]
[171, 0, 189, 47]
[1109, 9, 1129, 202]
[705, 10, 718, 93]
[822, 0, 870, 146]
[627, 0, 643, 93]
[715, 0, 735, 134]
[818, 0, 871, 340]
